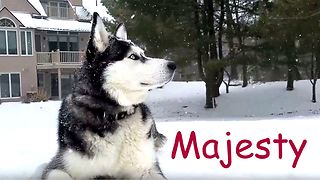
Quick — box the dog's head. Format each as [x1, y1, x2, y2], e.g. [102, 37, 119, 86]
[85, 13, 176, 106]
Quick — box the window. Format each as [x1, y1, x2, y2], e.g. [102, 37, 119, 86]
[8, 31, 17, 54]
[10, 74, 21, 97]
[0, 74, 9, 98]
[0, 18, 15, 27]
[59, 2, 68, 18]
[20, 31, 33, 55]
[0, 18, 17, 55]
[0, 73, 21, 98]
[48, 2, 69, 18]
[0, 31, 6, 54]
[48, 31, 79, 51]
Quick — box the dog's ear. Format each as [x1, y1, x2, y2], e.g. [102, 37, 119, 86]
[115, 23, 127, 40]
[88, 12, 110, 53]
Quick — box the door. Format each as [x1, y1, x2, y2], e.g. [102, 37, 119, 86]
[35, 35, 41, 52]
[51, 73, 58, 97]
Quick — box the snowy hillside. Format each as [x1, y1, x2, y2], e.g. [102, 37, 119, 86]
[0, 80, 320, 178]
[148, 80, 320, 121]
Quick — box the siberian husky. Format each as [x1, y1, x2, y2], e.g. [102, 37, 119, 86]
[42, 12, 176, 179]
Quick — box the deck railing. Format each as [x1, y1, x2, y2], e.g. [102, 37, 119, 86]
[36, 51, 85, 65]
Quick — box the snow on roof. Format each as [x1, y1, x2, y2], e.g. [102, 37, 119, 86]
[27, 0, 47, 16]
[74, 6, 91, 21]
[13, 12, 92, 32]
[80, 0, 114, 22]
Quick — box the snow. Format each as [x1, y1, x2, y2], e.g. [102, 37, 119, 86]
[13, 12, 91, 32]
[149, 80, 320, 121]
[11, 0, 113, 32]
[77, 0, 114, 22]
[27, 0, 47, 16]
[0, 80, 320, 178]
[73, 6, 91, 21]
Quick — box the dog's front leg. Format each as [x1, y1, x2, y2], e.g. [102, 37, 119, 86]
[45, 169, 73, 180]
[141, 163, 167, 180]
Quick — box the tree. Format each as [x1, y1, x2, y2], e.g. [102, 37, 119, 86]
[293, 0, 320, 102]
[105, 0, 226, 108]
[257, 0, 307, 91]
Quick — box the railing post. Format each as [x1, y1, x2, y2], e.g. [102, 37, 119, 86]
[51, 50, 60, 64]
[57, 49, 60, 64]
[58, 68, 62, 100]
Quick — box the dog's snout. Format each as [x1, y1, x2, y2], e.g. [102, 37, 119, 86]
[167, 62, 176, 71]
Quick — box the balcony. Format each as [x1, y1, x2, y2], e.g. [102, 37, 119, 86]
[36, 51, 85, 69]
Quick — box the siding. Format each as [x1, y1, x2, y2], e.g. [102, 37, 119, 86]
[2, 0, 40, 15]
[0, 8, 37, 100]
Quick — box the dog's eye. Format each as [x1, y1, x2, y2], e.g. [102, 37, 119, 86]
[128, 54, 140, 60]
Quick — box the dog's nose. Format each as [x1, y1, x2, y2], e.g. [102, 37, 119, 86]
[167, 62, 176, 71]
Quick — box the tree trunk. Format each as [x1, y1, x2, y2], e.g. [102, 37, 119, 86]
[205, 0, 218, 60]
[233, 0, 247, 87]
[230, 65, 238, 80]
[205, 81, 214, 108]
[225, 0, 238, 80]
[286, 49, 296, 91]
[311, 51, 319, 103]
[205, 0, 221, 103]
[242, 64, 248, 87]
[286, 63, 294, 91]
[214, 69, 224, 97]
[194, 0, 214, 108]
[312, 80, 316, 103]
[193, 0, 205, 81]
[218, 0, 225, 60]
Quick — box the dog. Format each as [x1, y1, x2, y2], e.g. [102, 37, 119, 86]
[42, 12, 176, 179]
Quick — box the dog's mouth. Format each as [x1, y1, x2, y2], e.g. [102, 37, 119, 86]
[140, 79, 172, 88]
[140, 73, 175, 88]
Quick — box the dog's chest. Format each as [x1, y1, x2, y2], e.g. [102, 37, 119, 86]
[64, 109, 155, 178]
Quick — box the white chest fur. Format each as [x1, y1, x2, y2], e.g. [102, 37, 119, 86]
[63, 109, 155, 179]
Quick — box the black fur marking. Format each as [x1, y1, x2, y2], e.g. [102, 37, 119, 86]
[154, 161, 167, 179]
[57, 95, 138, 156]
[77, 37, 131, 103]
[93, 175, 115, 179]
[140, 54, 147, 63]
[139, 103, 151, 121]
[86, 12, 100, 61]
[100, 37, 131, 62]
[41, 151, 66, 179]
[58, 98, 88, 154]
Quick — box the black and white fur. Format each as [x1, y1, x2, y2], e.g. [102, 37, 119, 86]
[42, 12, 176, 179]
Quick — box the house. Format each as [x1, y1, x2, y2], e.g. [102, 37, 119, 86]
[0, 0, 112, 101]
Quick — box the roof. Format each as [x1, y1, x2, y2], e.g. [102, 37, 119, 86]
[27, 0, 47, 16]
[74, 6, 91, 21]
[13, 12, 91, 32]
[0, 7, 24, 26]
[75, 0, 114, 22]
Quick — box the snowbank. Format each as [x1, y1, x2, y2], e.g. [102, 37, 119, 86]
[0, 80, 319, 178]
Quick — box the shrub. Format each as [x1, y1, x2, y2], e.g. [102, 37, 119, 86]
[23, 88, 49, 103]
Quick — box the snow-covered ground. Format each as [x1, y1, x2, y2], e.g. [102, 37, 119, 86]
[0, 80, 319, 179]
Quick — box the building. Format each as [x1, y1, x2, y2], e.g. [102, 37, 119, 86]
[0, 0, 112, 101]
